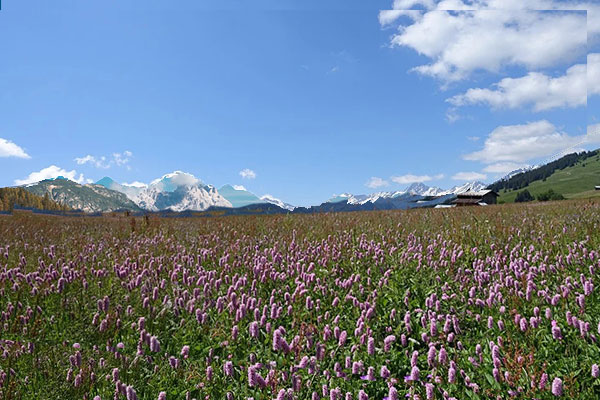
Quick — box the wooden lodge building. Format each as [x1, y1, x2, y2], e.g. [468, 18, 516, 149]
[452, 189, 499, 206]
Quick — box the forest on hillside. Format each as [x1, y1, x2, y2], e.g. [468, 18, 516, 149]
[488, 150, 599, 192]
[0, 187, 70, 212]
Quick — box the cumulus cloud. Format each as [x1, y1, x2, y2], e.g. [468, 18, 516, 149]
[391, 174, 443, 184]
[464, 120, 587, 164]
[448, 61, 587, 111]
[239, 169, 257, 179]
[15, 165, 88, 186]
[233, 185, 247, 191]
[113, 151, 132, 167]
[452, 171, 487, 181]
[383, 0, 600, 39]
[365, 177, 389, 189]
[0, 138, 30, 159]
[387, 9, 586, 82]
[74, 150, 133, 169]
[75, 155, 109, 169]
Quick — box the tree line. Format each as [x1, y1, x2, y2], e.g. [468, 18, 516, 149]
[0, 188, 70, 212]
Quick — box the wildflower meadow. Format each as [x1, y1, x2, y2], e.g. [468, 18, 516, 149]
[1, 201, 600, 399]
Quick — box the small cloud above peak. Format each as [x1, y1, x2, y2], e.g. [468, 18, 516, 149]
[365, 177, 389, 189]
[391, 174, 443, 184]
[15, 165, 87, 186]
[74, 151, 133, 169]
[239, 169, 257, 179]
[151, 171, 200, 187]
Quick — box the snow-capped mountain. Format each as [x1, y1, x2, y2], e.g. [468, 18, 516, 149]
[96, 172, 297, 212]
[260, 194, 295, 211]
[328, 191, 404, 205]
[327, 181, 488, 205]
[98, 172, 232, 212]
[441, 181, 488, 195]
[405, 182, 446, 196]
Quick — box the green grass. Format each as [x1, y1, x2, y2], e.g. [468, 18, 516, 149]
[499, 154, 600, 203]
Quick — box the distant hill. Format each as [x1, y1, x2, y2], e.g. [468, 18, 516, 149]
[0, 187, 70, 212]
[490, 150, 600, 203]
[218, 184, 265, 208]
[23, 177, 142, 213]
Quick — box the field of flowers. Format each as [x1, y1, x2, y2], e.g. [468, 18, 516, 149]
[1, 201, 600, 399]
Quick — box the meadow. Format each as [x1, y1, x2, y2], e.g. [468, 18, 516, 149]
[1, 201, 600, 399]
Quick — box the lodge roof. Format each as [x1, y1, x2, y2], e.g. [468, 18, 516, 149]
[452, 198, 484, 205]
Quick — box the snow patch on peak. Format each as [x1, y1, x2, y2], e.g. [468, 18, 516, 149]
[260, 195, 295, 211]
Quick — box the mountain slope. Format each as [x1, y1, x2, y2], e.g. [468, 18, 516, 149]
[497, 151, 600, 203]
[489, 150, 598, 193]
[23, 177, 142, 212]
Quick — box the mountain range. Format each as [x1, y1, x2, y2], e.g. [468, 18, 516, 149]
[12, 150, 599, 215]
[17, 171, 487, 214]
[327, 182, 487, 205]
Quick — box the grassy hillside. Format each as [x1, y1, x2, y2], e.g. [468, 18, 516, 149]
[499, 152, 600, 202]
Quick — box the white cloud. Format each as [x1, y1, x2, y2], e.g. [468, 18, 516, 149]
[445, 107, 461, 123]
[467, 136, 480, 141]
[448, 62, 587, 111]
[452, 171, 487, 181]
[15, 165, 87, 186]
[482, 162, 526, 174]
[0, 138, 30, 159]
[391, 173, 443, 184]
[74, 150, 133, 169]
[365, 177, 389, 188]
[464, 120, 586, 164]
[113, 151, 132, 167]
[384, 1, 600, 39]
[75, 155, 109, 169]
[233, 185, 247, 191]
[387, 10, 586, 82]
[122, 181, 147, 188]
[239, 169, 257, 179]
[590, 53, 600, 97]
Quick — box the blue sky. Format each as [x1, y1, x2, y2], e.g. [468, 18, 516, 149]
[1, 0, 598, 206]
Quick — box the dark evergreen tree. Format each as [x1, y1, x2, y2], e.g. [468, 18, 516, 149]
[515, 189, 534, 203]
